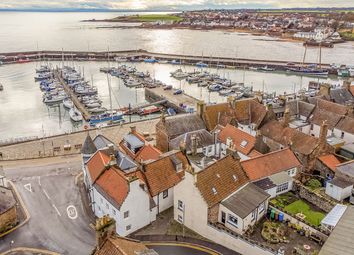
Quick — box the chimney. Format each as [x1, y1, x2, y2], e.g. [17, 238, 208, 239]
[95, 215, 116, 250]
[179, 141, 187, 155]
[160, 111, 166, 124]
[319, 120, 328, 148]
[226, 147, 240, 161]
[319, 83, 330, 98]
[282, 107, 290, 127]
[130, 126, 136, 133]
[191, 135, 197, 156]
[108, 153, 116, 167]
[197, 101, 206, 119]
[343, 80, 351, 90]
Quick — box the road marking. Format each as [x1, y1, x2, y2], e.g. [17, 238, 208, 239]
[24, 183, 32, 193]
[67, 205, 78, 220]
[38, 176, 41, 186]
[52, 204, 61, 217]
[42, 189, 51, 200]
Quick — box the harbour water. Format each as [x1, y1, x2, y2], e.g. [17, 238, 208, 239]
[0, 11, 352, 140]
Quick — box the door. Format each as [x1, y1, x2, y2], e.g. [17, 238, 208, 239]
[221, 211, 226, 224]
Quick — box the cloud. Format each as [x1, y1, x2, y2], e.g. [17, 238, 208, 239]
[0, 0, 353, 10]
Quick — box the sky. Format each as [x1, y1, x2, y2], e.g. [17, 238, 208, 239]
[0, 0, 353, 10]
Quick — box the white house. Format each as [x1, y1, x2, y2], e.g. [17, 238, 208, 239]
[174, 153, 272, 254]
[325, 177, 353, 202]
[241, 148, 301, 198]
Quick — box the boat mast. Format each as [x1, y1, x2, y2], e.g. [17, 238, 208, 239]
[107, 46, 113, 116]
[319, 43, 322, 69]
[302, 44, 307, 67]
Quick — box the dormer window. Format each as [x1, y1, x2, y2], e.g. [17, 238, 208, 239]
[212, 187, 217, 195]
[232, 175, 237, 181]
[170, 155, 183, 173]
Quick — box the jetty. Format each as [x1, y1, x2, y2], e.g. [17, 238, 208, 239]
[54, 69, 91, 121]
[0, 49, 333, 71]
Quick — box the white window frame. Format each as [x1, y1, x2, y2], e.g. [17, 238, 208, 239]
[124, 210, 129, 219]
[163, 189, 169, 199]
[178, 200, 184, 211]
[227, 214, 238, 227]
[276, 182, 289, 193]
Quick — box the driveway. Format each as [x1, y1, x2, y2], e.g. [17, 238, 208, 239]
[0, 157, 95, 254]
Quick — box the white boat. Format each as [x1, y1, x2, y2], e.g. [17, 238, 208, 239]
[63, 98, 74, 109]
[86, 102, 102, 108]
[89, 107, 107, 113]
[43, 94, 66, 104]
[69, 108, 83, 122]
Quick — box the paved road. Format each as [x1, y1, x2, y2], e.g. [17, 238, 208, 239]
[0, 157, 95, 254]
[147, 244, 219, 255]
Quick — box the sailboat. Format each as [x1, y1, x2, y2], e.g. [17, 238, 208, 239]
[63, 98, 74, 109]
[69, 107, 83, 122]
[287, 44, 328, 76]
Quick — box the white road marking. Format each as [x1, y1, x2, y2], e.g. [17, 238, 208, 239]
[38, 176, 41, 186]
[42, 189, 51, 200]
[67, 205, 78, 220]
[24, 183, 32, 193]
[52, 204, 61, 217]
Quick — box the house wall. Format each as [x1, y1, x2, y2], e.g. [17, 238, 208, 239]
[325, 183, 353, 201]
[153, 187, 174, 214]
[220, 143, 250, 161]
[333, 128, 354, 144]
[93, 179, 155, 236]
[156, 123, 169, 152]
[174, 172, 275, 255]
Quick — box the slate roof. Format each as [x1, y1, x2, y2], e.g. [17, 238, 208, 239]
[330, 88, 354, 105]
[221, 183, 270, 219]
[0, 186, 16, 214]
[94, 135, 116, 150]
[241, 148, 301, 181]
[336, 116, 354, 134]
[260, 120, 319, 155]
[95, 236, 156, 255]
[310, 109, 343, 130]
[81, 133, 97, 154]
[196, 154, 249, 207]
[309, 98, 348, 116]
[143, 151, 188, 197]
[218, 124, 256, 155]
[253, 177, 277, 190]
[319, 206, 354, 255]
[115, 150, 137, 171]
[336, 160, 354, 177]
[158, 114, 206, 138]
[286, 100, 315, 119]
[169, 129, 214, 151]
[124, 134, 144, 148]
[328, 177, 353, 188]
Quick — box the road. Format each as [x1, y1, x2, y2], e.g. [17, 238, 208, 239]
[0, 156, 95, 254]
[147, 243, 220, 255]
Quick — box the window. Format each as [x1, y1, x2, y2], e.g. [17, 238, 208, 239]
[178, 214, 183, 223]
[276, 182, 289, 193]
[227, 215, 238, 227]
[310, 124, 314, 131]
[251, 210, 256, 221]
[126, 225, 131, 231]
[258, 202, 265, 213]
[240, 140, 248, 148]
[208, 146, 212, 153]
[112, 209, 116, 215]
[124, 211, 129, 218]
[341, 132, 345, 139]
[178, 200, 184, 211]
[163, 190, 168, 199]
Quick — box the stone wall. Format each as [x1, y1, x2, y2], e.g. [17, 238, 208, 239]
[0, 206, 18, 233]
[293, 181, 336, 213]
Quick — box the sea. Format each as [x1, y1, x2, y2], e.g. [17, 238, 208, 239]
[0, 11, 353, 140]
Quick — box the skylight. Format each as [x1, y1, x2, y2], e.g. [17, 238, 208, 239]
[233, 175, 237, 181]
[240, 140, 248, 148]
[212, 187, 217, 195]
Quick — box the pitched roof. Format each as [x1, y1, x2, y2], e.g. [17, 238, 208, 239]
[221, 183, 270, 219]
[81, 133, 97, 154]
[94, 167, 129, 209]
[219, 124, 256, 155]
[318, 154, 341, 172]
[336, 160, 354, 177]
[115, 150, 137, 171]
[135, 144, 162, 162]
[330, 88, 354, 105]
[310, 109, 343, 130]
[196, 155, 249, 207]
[169, 129, 214, 151]
[319, 206, 354, 255]
[260, 120, 319, 155]
[328, 177, 353, 189]
[87, 150, 111, 183]
[309, 98, 348, 116]
[336, 116, 354, 134]
[158, 114, 206, 138]
[350, 85, 354, 97]
[143, 151, 188, 197]
[286, 100, 315, 119]
[253, 177, 277, 190]
[95, 236, 155, 255]
[241, 148, 301, 181]
[94, 135, 116, 150]
[203, 102, 229, 130]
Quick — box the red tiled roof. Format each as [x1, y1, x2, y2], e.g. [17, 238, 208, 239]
[350, 85, 354, 97]
[248, 149, 263, 158]
[87, 150, 111, 183]
[95, 167, 129, 207]
[135, 144, 162, 162]
[219, 124, 256, 155]
[95, 236, 149, 255]
[196, 155, 249, 207]
[241, 148, 301, 181]
[143, 151, 188, 197]
[318, 154, 341, 172]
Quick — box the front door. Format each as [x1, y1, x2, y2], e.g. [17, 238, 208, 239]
[221, 211, 226, 224]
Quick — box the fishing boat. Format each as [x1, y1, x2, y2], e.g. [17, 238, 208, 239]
[287, 67, 329, 76]
[138, 106, 161, 116]
[63, 98, 74, 109]
[89, 111, 124, 126]
[338, 68, 350, 77]
[69, 107, 83, 122]
[196, 62, 208, 68]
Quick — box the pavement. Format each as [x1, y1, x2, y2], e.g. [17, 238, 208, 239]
[147, 243, 220, 255]
[0, 156, 96, 255]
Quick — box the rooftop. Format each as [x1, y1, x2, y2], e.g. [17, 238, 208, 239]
[318, 154, 341, 172]
[169, 129, 214, 152]
[336, 160, 354, 177]
[221, 183, 270, 219]
[328, 177, 353, 189]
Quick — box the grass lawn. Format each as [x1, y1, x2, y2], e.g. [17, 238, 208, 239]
[136, 14, 183, 22]
[339, 30, 354, 40]
[284, 200, 325, 227]
[270, 192, 297, 208]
